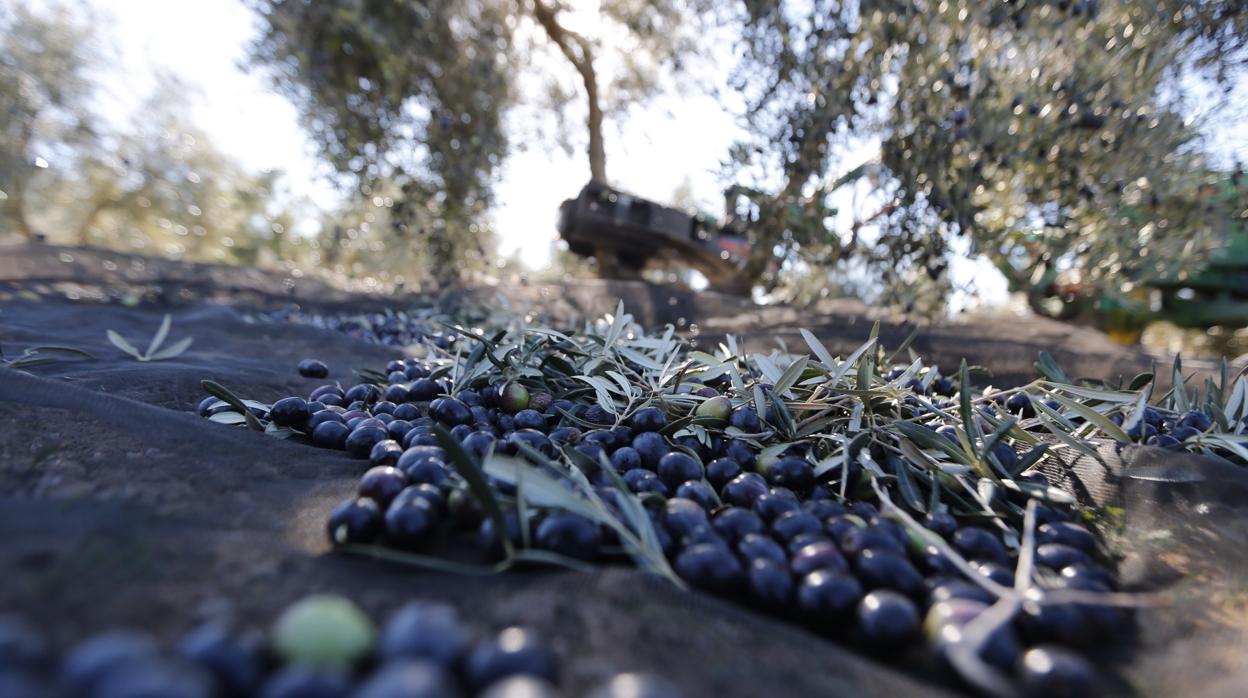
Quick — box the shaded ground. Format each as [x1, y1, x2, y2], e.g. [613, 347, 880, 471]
[3, 241, 1196, 386]
[3, 242, 1248, 697]
[0, 298, 954, 698]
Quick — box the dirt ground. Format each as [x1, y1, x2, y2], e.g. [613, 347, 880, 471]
[2, 242, 1246, 697]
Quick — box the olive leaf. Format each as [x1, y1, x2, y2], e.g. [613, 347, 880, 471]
[107, 315, 194, 362]
[1, 345, 96, 370]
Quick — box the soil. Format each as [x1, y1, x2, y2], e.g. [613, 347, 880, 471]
[2, 241, 1246, 697]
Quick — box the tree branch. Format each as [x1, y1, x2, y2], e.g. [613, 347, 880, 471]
[529, 0, 606, 183]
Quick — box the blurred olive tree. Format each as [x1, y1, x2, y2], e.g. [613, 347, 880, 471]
[0, 4, 301, 268]
[245, 0, 714, 283]
[0, 3, 99, 241]
[728, 0, 1248, 314]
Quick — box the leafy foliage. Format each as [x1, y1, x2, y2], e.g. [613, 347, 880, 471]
[0, 6, 302, 267]
[728, 0, 1248, 311]
[247, 0, 511, 284]
[246, 0, 716, 280]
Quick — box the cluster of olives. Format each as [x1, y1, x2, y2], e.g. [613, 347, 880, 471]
[198, 350, 1135, 696]
[0, 595, 679, 698]
[995, 389, 1242, 451]
[1115, 406, 1217, 447]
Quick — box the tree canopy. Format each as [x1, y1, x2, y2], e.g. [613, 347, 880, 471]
[0, 5, 297, 267]
[245, 0, 713, 283]
[728, 0, 1248, 313]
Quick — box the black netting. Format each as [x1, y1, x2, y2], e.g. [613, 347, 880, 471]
[2, 296, 1247, 697]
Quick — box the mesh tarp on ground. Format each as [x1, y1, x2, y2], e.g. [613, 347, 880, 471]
[2, 297, 1247, 696]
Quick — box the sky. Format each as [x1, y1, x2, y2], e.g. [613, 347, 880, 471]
[45, 0, 1248, 311]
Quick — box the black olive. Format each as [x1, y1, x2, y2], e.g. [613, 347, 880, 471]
[383, 498, 439, 550]
[790, 541, 848, 576]
[925, 599, 1020, 670]
[481, 675, 560, 698]
[1177, 410, 1212, 431]
[309, 384, 342, 402]
[407, 379, 439, 402]
[465, 628, 557, 691]
[802, 499, 845, 520]
[90, 656, 215, 698]
[269, 397, 310, 428]
[1036, 523, 1096, 553]
[720, 472, 769, 508]
[746, 558, 794, 610]
[393, 404, 421, 421]
[513, 409, 546, 431]
[928, 579, 996, 606]
[704, 457, 742, 489]
[1035, 543, 1090, 570]
[785, 532, 830, 554]
[728, 407, 762, 432]
[311, 421, 350, 449]
[344, 384, 378, 404]
[923, 511, 957, 538]
[584, 673, 682, 698]
[382, 384, 409, 404]
[507, 430, 557, 460]
[430, 398, 472, 426]
[345, 426, 388, 459]
[609, 446, 641, 472]
[353, 660, 456, 698]
[762, 457, 815, 496]
[297, 359, 329, 378]
[1017, 590, 1088, 645]
[855, 548, 924, 596]
[1017, 645, 1096, 698]
[583, 405, 613, 426]
[358, 466, 408, 507]
[856, 590, 919, 646]
[258, 666, 352, 698]
[631, 432, 669, 470]
[393, 484, 446, 517]
[973, 560, 1015, 587]
[378, 602, 469, 666]
[177, 623, 264, 696]
[721, 441, 756, 468]
[797, 570, 863, 625]
[737, 532, 787, 564]
[1060, 564, 1113, 588]
[656, 452, 702, 489]
[712, 507, 765, 545]
[197, 396, 224, 417]
[326, 498, 382, 545]
[629, 407, 668, 433]
[674, 480, 716, 510]
[769, 510, 823, 544]
[674, 543, 743, 593]
[663, 498, 710, 540]
[535, 512, 602, 561]
[59, 631, 160, 696]
[753, 492, 801, 523]
[952, 527, 1008, 564]
[623, 469, 669, 496]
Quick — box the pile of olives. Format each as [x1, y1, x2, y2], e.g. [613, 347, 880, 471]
[0, 595, 679, 698]
[199, 353, 1129, 697]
